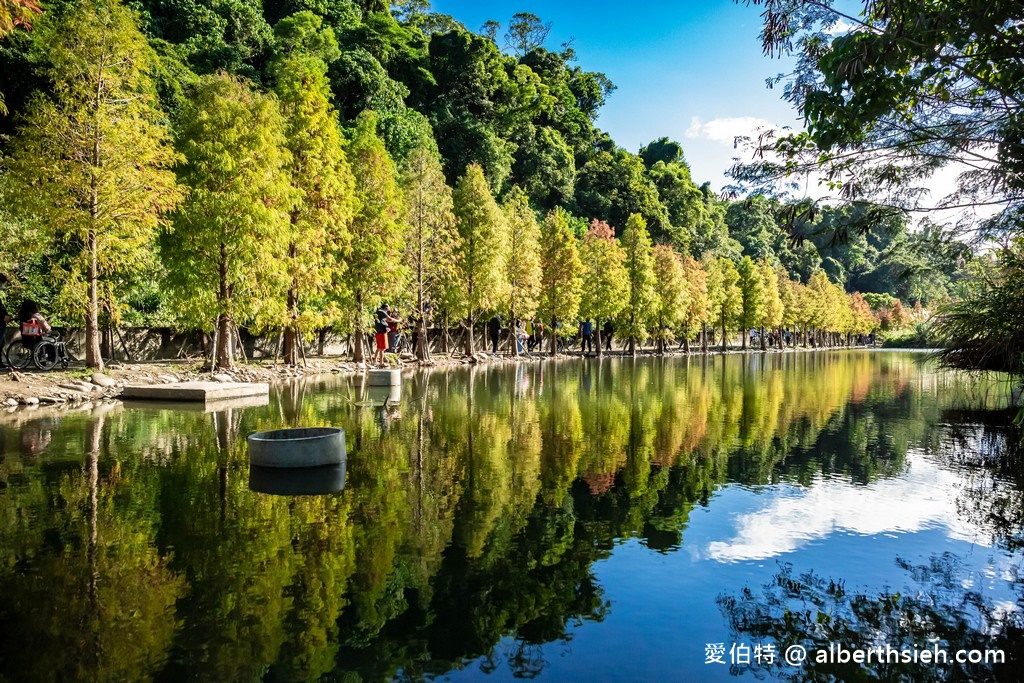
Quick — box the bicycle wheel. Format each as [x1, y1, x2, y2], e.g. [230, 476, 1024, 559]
[33, 341, 58, 371]
[5, 340, 33, 370]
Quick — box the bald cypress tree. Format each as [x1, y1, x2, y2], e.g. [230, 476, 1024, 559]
[502, 186, 542, 355]
[3, 0, 181, 370]
[451, 163, 507, 357]
[163, 73, 294, 370]
[538, 207, 583, 356]
[345, 110, 407, 363]
[402, 139, 459, 361]
[652, 245, 688, 354]
[620, 213, 656, 356]
[579, 219, 628, 357]
[271, 12, 356, 365]
[737, 255, 765, 351]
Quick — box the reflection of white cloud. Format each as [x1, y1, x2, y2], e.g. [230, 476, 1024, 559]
[707, 452, 984, 563]
[685, 116, 780, 146]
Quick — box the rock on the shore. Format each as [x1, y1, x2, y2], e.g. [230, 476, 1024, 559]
[60, 382, 94, 394]
[212, 373, 234, 383]
[23, 397, 39, 405]
[92, 373, 117, 388]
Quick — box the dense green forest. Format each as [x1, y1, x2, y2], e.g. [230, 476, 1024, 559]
[0, 0, 969, 369]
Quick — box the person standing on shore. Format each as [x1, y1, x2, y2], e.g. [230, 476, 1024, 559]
[581, 319, 594, 354]
[514, 318, 528, 354]
[603, 320, 614, 351]
[387, 307, 402, 352]
[487, 315, 502, 354]
[529, 317, 544, 352]
[373, 303, 400, 367]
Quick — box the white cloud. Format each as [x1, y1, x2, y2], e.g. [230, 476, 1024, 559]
[705, 451, 986, 563]
[685, 116, 780, 147]
[824, 18, 857, 35]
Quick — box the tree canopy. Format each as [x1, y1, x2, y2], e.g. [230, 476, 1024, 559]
[731, 0, 1024, 234]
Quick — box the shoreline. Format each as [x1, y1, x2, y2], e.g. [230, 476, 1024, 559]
[0, 344, 890, 413]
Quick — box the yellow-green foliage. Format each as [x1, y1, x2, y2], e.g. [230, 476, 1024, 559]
[3, 0, 182, 367]
[579, 219, 628, 328]
[502, 186, 543, 321]
[620, 213, 657, 344]
[163, 73, 294, 347]
[451, 163, 508, 325]
[538, 206, 584, 333]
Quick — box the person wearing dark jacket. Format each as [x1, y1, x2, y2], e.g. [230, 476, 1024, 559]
[581, 319, 594, 353]
[603, 321, 614, 351]
[487, 315, 502, 353]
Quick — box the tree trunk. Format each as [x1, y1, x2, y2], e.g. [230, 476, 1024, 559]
[216, 242, 233, 369]
[510, 307, 518, 357]
[465, 317, 475, 357]
[760, 326, 766, 352]
[283, 243, 299, 365]
[701, 326, 708, 354]
[628, 312, 636, 357]
[352, 290, 365, 363]
[596, 323, 603, 358]
[741, 321, 748, 350]
[415, 315, 428, 361]
[720, 310, 727, 354]
[683, 330, 690, 354]
[85, 230, 103, 370]
[283, 289, 298, 365]
[86, 94, 103, 371]
[442, 313, 450, 354]
[550, 316, 557, 356]
[318, 328, 327, 355]
[414, 221, 429, 361]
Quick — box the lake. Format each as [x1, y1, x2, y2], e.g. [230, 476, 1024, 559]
[0, 351, 1021, 681]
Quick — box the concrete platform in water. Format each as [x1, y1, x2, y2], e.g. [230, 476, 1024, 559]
[367, 369, 401, 386]
[121, 381, 270, 402]
[121, 393, 270, 412]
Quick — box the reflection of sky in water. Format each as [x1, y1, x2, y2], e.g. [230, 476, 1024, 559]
[705, 451, 985, 562]
[445, 451, 1024, 682]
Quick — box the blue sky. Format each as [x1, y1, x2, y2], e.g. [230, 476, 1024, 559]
[429, 0, 803, 191]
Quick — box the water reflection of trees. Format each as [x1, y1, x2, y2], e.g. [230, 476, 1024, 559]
[0, 408, 184, 682]
[718, 554, 1024, 682]
[938, 409, 1024, 552]
[718, 410, 1024, 682]
[0, 352, 1015, 680]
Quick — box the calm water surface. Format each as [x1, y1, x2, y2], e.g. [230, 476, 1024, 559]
[1, 351, 1022, 681]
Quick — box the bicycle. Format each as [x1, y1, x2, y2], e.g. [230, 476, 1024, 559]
[32, 332, 76, 370]
[391, 329, 412, 355]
